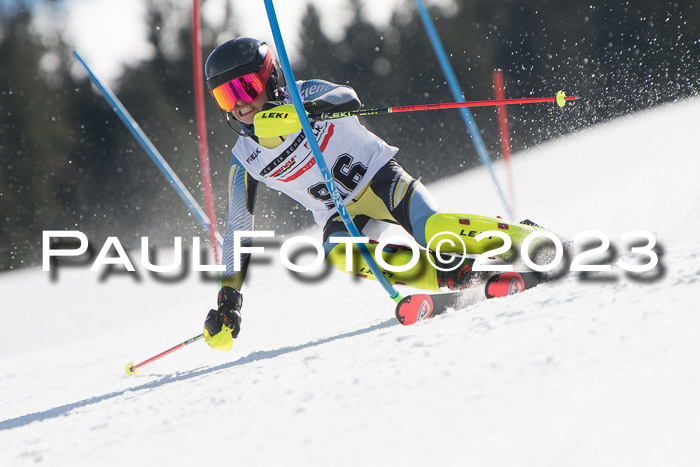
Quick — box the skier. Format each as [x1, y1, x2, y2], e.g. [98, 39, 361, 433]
[202, 37, 542, 350]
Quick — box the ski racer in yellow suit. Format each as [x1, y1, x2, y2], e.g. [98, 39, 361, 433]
[202, 38, 542, 350]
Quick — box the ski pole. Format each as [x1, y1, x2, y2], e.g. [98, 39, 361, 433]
[255, 91, 577, 138]
[125, 333, 204, 375]
[311, 91, 577, 121]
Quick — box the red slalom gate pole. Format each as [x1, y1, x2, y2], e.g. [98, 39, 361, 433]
[125, 334, 204, 375]
[192, 0, 219, 263]
[493, 70, 516, 216]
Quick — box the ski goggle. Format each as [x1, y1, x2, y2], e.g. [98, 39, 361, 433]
[209, 49, 275, 112]
[210, 72, 267, 112]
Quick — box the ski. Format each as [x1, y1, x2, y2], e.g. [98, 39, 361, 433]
[395, 271, 545, 325]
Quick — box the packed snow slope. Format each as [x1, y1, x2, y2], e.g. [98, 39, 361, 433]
[1, 97, 700, 466]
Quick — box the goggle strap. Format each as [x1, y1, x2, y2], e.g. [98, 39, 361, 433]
[258, 49, 275, 83]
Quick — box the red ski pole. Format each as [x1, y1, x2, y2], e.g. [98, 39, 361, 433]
[256, 91, 577, 138]
[310, 91, 577, 121]
[125, 333, 204, 375]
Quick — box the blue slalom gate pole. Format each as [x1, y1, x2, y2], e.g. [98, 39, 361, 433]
[263, 0, 402, 303]
[73, 51, 223, 250]
[415, 0, 514, 219]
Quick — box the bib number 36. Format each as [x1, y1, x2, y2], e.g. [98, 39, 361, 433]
[308, 154, 368, 208]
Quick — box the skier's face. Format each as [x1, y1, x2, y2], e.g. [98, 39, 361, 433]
[231, 91, 268, 125]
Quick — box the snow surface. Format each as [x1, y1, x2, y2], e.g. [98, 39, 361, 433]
[1, 97, 700, 466]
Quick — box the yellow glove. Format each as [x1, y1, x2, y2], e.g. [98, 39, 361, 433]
[203, 287, 243, 351]
[203, 321, 235, 351]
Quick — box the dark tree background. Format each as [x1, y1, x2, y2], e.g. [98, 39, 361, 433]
[1, 0, 699, 271]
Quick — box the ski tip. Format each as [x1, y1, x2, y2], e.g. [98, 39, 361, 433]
[125, 362, 137, 376]
[485, 272, 526, 299]
[395, 294, 435, 326]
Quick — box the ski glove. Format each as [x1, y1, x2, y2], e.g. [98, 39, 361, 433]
[203, 286, 243, 351]
[253, 101, 321, 138]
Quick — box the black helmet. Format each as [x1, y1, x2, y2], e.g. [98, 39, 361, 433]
[205, 37, 285, 109]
